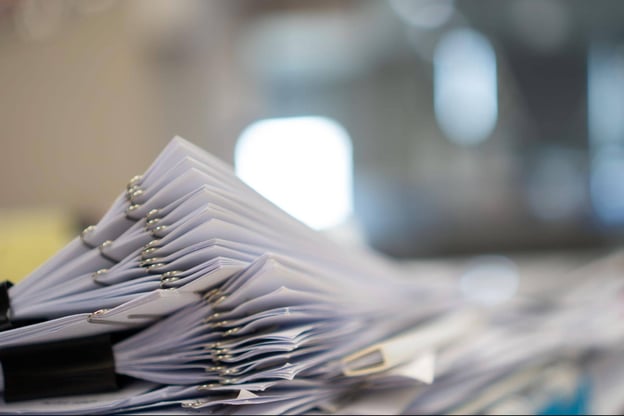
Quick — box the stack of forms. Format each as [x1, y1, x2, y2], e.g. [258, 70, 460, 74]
[0, 137, 621, 415]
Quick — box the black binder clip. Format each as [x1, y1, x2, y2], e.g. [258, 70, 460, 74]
[0, 280, 45, 331]
[0, 334, 119, 402]
[0, 280, 13, 331]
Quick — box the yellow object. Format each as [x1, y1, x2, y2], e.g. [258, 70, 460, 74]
[0, 208, 75, 284]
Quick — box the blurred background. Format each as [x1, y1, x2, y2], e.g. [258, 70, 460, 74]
[2, 0, 624, 271]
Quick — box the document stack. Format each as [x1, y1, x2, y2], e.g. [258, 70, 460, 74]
[0, 137, 622, 415]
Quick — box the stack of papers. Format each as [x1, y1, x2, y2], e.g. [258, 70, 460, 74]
[0, 136, 622, 415]
[0, 137, 459, 414]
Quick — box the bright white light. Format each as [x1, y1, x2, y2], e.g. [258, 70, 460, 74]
[235, 117, 353, 230]
[460, 256, 519, 306]
[434, 28, 498, 146]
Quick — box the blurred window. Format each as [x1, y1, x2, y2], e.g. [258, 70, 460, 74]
[235, 116, 353, 230]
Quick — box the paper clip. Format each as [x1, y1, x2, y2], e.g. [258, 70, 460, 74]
[80, 225, 97, 249]
[341, 310, 482, 377]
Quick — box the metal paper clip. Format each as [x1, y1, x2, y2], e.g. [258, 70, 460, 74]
[128, 188, 144, 203]
[145, 218, 161, 231]
[125, 203, 142, 219]
[151, 225, 168, 237]
[126, 175, 143, 190]
[98, 240, 118, 262]
[144, 239, 162, 249]
[80, 225, 97, 248]
[341, 310, 482, 378]
[146, 209, 160, 220]
[140, 257, 164, 267]
[91, 269, 109, 286]
[146, 263, 166, 272]
[141, 247, 158, 258]
[160, 274, 180, 288]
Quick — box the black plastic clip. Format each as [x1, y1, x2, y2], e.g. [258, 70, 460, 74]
[0, 281, 43, 331]
[0, 281, 13, 331]
[0, 334, 118, 402]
